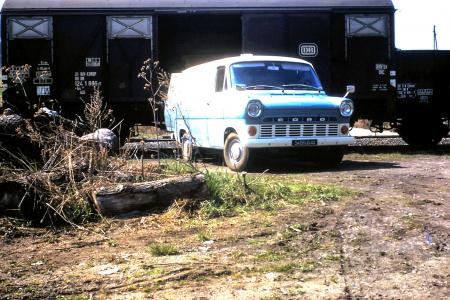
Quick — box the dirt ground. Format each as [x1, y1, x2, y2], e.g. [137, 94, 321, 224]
[1, 147, 449, 299]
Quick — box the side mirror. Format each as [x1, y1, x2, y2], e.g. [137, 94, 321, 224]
[344, 85, 355, 98]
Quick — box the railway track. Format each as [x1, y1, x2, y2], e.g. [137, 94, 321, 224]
[123, 136, 450, 159]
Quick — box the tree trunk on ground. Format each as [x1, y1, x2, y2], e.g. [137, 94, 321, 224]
[92, 173, 207, 216]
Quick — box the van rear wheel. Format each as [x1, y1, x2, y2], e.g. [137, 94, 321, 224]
[224, 133, 249, 172]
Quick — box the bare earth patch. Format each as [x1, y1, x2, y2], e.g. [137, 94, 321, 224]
[1, 151, 449, 299]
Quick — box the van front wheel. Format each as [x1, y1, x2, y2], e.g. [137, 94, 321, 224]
[224, 133, 249, 172]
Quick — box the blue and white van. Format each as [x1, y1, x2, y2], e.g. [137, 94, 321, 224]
[164, 55, 355, 171]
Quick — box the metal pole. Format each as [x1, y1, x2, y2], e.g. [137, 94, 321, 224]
[433, 25, 438, 50]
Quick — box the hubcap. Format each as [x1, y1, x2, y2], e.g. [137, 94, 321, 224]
[229, 141, 242, 162]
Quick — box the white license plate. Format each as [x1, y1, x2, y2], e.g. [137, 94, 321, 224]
[292, 139, 317, 146]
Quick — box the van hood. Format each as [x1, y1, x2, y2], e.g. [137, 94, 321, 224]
[246, 91, 343, 110]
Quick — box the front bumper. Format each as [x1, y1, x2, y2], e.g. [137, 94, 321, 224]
[245, 136, 355, 148]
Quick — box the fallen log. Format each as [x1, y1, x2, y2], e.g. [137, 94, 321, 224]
[92, 173, 207, 216]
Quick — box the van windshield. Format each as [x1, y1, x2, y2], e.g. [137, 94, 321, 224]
[230, 61, 323, 91]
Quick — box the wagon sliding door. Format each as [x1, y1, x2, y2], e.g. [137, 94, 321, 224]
[106, 16, 153, 125]
[54, 16, 105, 117]
[5, 16, 53, 112]
[345, 15, 394, 119]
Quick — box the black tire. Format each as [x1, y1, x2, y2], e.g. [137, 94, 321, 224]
[314, 146, 345, 168]
[399, 120, 446, 147]
[400, 132, 443, 147]
[223, 132, 250, 172]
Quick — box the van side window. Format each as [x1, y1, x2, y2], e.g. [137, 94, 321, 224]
[215, 66, 226, 92]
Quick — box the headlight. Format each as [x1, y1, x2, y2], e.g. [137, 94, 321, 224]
[247, 100, 262, 118]
[340, 99, 354, 117]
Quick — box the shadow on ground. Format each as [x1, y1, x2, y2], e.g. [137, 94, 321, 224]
[245, 158, 403, 174]
[348, 143, 450, 155]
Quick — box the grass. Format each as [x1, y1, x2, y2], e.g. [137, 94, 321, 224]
[254, 250, 284, 262]
[401, 215, 425, 230]
[197, 231, 211, 242]
[107, 239, 119, 247]
[288, 183, 351, 204]
[198, 170, 351, 219]
[162, 160, 197, 175]
[260, 261, 317, 274]
[148, 243, 179, 256]
[199, 171, 291, 218]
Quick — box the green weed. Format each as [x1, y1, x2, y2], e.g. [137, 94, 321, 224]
[261, 261, 316, 274]
[197, 231, 211, 242]
[198, 171, 350, 218]
[107, 239, 119, 247]
[199, 171, 291, 218]
[288, 183, 351, 204]
[254, 250, 284, 262]
[162, 160, 197, 175]
[148, 243, 179, 256]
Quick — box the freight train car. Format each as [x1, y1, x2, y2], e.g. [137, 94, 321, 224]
[1, 0, 448, 144]
[395, 50, 450, 145]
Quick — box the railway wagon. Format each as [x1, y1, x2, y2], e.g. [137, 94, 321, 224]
[395, 50, 450, 146]
[3, 0, 447, 145]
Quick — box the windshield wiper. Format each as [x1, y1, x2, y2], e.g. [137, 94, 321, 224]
[282, 84, 322, 91]
[245, 85, 284, 90]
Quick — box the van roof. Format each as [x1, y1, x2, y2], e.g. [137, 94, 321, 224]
[182, 55, 314, 73]
[2, 0, 394, 11]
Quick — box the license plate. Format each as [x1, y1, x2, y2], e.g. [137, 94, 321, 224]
[292, 139, 317, 146]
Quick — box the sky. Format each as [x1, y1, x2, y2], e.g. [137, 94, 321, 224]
[393, 0, 450, 50]
[0, 0, 448, 50]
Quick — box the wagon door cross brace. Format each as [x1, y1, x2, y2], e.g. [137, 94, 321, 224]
[13, 18, 48, 38]
[112, 18, 146, 38]
[351, 17, 384, 36]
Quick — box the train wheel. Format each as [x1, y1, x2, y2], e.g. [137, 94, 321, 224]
[399, 119, 446, 147]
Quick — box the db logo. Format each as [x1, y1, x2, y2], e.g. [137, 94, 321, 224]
[299, 43, 318, 57]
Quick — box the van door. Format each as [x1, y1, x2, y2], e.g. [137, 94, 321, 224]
[175, 67, 214, 148]
[206, 66, 227, 148]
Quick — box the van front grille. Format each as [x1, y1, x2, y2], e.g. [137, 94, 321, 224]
[260, 124, 339, 138]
